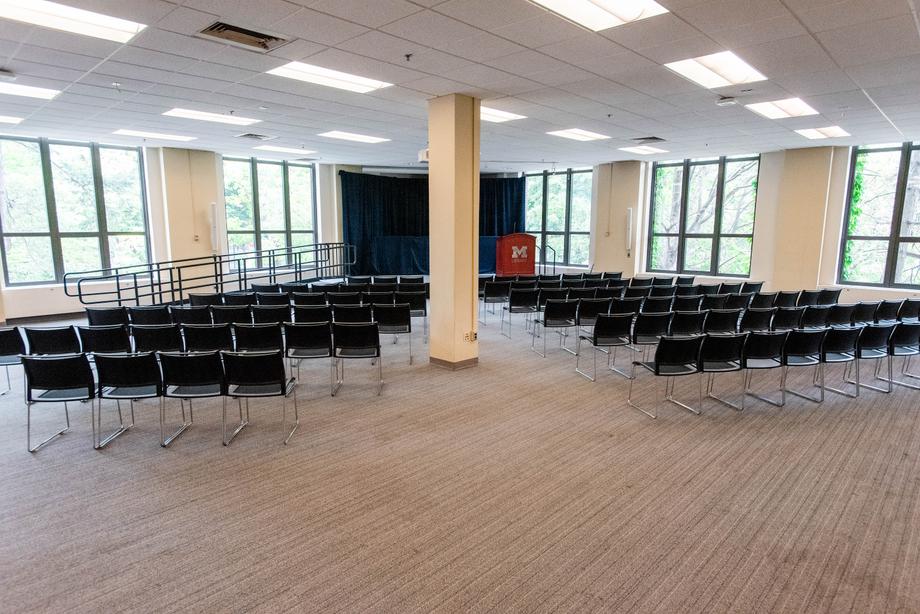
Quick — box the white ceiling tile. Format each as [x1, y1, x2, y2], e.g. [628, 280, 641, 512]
[153, 6, 219, 35]
[438, 32, 528, 62]
[309, 0, 422, 27]
[432, 0, 546, 30]
[815, 16, 920, 67]
[484, 50, 570, 77]
[183, 0, 303, 29]
[491, 14, 585, 48]
[791, 0, 911, 32]
[735, 35, 837, 77]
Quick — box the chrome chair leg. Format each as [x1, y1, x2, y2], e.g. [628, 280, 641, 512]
[27, 400, 71, 453]
[222, 396, 249, 446]
[160, 397, 192, 447]
[93, 397, 134, 449]
[855, 355, 893, 393]
[744, 368, 786, 407]
[826, 359, 859, 398]
[282, 386, 299, 444]
[627, 361, 657, 419]
[575, 339, 596, 381]
[706, 371, 745, 411]
[783, 364, 825, 403]
[530, 320, 546, 357]
[376, 355, 384, 396]
[664, 374, 701, 415]
[875, 354, 916, 390]
[608, 345, 634, 379]
[0, 364, 12, 396]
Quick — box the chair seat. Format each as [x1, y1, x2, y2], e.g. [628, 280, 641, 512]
[33, 387, 92, 402]
[379, 325, 410, 334]
[288, 347, 332, 359]
[633, 334, 661, 345]
[637, 361, 698, 376]
[857, 348, 888, 359]
[505, 306, 537, 314]
[409, 309, 426, 317]
[337, 347, 378, 358]
[824, 351, 855, 363]
[0, 354, 21, 366]
[166, 384, 221, 398]
[786, 355, 819, 366]
[594, 335, 630, 347]
[745, 357, 781, 369]
[228, 379, 295, 397]
[702, 360, 741, 372]
[102, 385, 159, 399]
[892, 345, 920, 357]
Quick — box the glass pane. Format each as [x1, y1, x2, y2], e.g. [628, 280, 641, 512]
[718, 237, 752, 276]
[847, 150, 900, 237]
[4, 236, 54, 283]
[652, 166, 683, 234]
[100, 148, 145, 232]
[900, 149, 920, 238]
[649, 235, 678, 271]
[223, 160, 254, 231]
[685, 163, 718, 234]
[257, 162, 285, 231]
[289, 165, 314, 231]
[721, 159, 758, 235]
[545, 234, 564, 263]
[227, 233, 256, 271]
[545, 174, 566, 232]
[49, 144, 98, 232]
[291, 231, 314, 247]
[895, 243, 920, 285]
[525, 175, 543, 231]
[108, 235, 147, 269]
[529, 233, 543, 263]
[569, 172, 591, 232]
[683, 237, 713, 272]
[568, 234, 590, 266]
[841, 239, 888, 284]
[261, 232, 288, 265]
[61, 236, 101, 273]
[0, 139, 49, 232]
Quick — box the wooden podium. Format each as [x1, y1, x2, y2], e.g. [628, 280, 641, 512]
[496, 233, 536, 277]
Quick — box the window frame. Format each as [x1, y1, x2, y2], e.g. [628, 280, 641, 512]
[0, 136, 151, 287]
[647, 155, 760, 278]
[524, 168, 592, 267]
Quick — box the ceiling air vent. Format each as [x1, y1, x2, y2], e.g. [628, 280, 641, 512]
[235, 133, 276, 141]
[632, 136, 666, 145]
[198, 22, 289, 52]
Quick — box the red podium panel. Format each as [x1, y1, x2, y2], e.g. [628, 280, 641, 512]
[496, 233, 536, 277]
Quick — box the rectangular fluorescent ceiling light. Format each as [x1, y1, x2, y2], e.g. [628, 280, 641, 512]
[795, 126, 851, 140]
[0, 115, 23, 124]
[746, 98, 818, 119]
[665, 51, 766, 89]
[619, 145, 668, 155]
[547, 128, 610, 141]
[531, 0, 667, 31]
[0, 82, 59, 100]
[318, 130, 389, 144]
[480, 106, 527, 123]
[163, 108, 260, 126]
[267, 61, 391, 93]
[254, 145, 317, 155]
[0, 0, 146, 43]
[113, 129, 196, 142]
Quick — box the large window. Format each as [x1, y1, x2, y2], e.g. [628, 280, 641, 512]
[648, 155, 759, 277]
[0, 137, 149, 286]
[223, 158, 316, 259]
[840, 142, 920, 287]
[525, 169, 592, 267]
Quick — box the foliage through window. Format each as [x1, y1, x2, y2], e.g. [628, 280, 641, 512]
[525, 169, 592, 267]
[840, 142, 920, 287]
[0, 137, 149, 286]
[648, 156, 759, 277]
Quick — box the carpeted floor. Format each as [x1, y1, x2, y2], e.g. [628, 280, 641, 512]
[1, 314, 919, 613]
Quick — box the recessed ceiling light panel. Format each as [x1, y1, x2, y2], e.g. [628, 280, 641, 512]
[480, 106, 527, 123]
[318, 130, 389, 144]
[163, 108, 261, 126]
[0, 115, 23, 124]
[267, 61, 392, 93]
[113, 129, 196, 142]
[254, 145, 317, 155]
[0, 0, 146, 43]
[530, 0, 667, 31]
[547, 128, 611, 141]
[619, 145, 669, 155]
[665, 51, 766, 89]
[795, 126, 851, 140]
[0, 82, 60, 99]
[745, 97, 818, 119]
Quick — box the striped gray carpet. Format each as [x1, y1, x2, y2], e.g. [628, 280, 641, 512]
[1, 316, 919, 613]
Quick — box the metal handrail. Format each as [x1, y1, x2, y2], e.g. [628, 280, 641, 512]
[538, 245, 557, 276]
[63, 243, 356, 306]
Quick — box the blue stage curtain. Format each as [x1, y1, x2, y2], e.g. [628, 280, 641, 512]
[340, 171, 524, 275]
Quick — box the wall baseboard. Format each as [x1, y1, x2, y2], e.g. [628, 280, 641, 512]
[430, 356, 479, 370]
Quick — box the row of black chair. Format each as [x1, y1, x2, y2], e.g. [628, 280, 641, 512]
[343, 275, 423, 286]
[186, 283, 426, 306]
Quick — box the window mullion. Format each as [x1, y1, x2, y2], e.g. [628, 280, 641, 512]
[91, 144, 111, 270]
[251, 158, 262, 253]
[541, 170, 548, 265]
[884, 142, 912, 285]
[676, 159, 691, 273]
[38, 139, 66, 282]
[563, 168, 572, 265]
[711, 157, 726, 276]
[282, 162, 292, 249]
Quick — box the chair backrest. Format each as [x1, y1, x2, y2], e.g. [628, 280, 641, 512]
[704, 309, 742, 334]
[673, 295, 703, 312]
[344, 282, 368, 293]
[332, 322, 380, 352]
[22, 354, 95, 401]
[508, 288, 539, 309]
[85, 306, 129, 326]
[797, 290, 822, 306]
[281, 282, 310, 294]
[398, 282, 426, 294]
[611, 297, 644, 315]
[170, 305, 211, 325]
[576, 298, 613, 326]
[543, 299, 578, 323]
[128, 305, 171, 325]
[701, 332, 748, 363]
[94, 352, 162, 394]
[606, 279, 628, 289]
[538, 280, 563, 289]
[593, 313, 633, 341]
[624, 286, 652, 299]
[772, 307, 805, 331]
[740, 307, 776, 332]
[853, 302, 880, 325]
[582, 272, 603, 280]
[718, 282, 742, 294]
[750, 292, 777, 308]
[399, 275, 424, 284]
[326, 291, 361, 306]
[373, 275, 397, 284]
[291, 292, 327, 306]
[369, 283, 398, 293]
[700, 294, 729, 310]
[697, 283, 721, 296]
[594, 287, 623, 300]
[675, 284, 700, 296]
[222, 350, 286, 390]
[651, 276, 674, 286]
[741, 281, 764, 293]
[784, 328, 827, 358]
[642, 296, 673, 313]
[158, 351, 225, 390]
[24, 326, 80, 355]
[210, 305, 251, 325]
[633, 312, 672, 340]
[826, 304, 856, 327]
[562, 279, 586, 289]
[374, 303, 411, 329]
[347, 276, 372, 285]
[876, 299, 904, 322]
[602, 272, 623, 280]
[0, 327, 25, 357]
[396, 291, 427, 313]
[538, 288, 568, 307]
[774, 291, 800, 307]
[182, 324, 234, 352]
[251, 305, 290, 324]
[251, 283, 280, 293]
[293, 305, 332, 324]
[483, 281, 511, 300]
[818, 288, 841, 305]
[822, 327, 860, 356]
[724, 293, 754, 310]
[675, 276, 695, 286]
[899, 298, 920, 321]
[283, 322, 332, 354]
[653, 336, 703, 373]
[583, 279, 610, 289]
[801, 304, 831, 328]
[649, 285, 677, 297]
[188, 293, 222, 307]
[233, 323, 283, 351]
[256, 292, 290, 306]
[539, 274, 561, 282]
[363, 291, 395, 305]
[858, 323, 895, 351]
[743, 330, 788, 362]
[333, 304, 373, 323]
[890, 321, 920, 350]
[564, 287, 594, 300]
[131, 324, 183, 353]
[561, 273, 583, 281]
[511, 280, 538, 290]
[670, 311, 707, 336]
[629, 277, 653, 287]
[223, 292, 256, 306]
[77, 325, 132, 354]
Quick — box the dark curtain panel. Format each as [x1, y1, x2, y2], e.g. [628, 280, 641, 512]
[340, 171, 524, 275]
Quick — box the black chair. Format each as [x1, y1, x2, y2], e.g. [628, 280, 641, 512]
[327, 291, 361, 306]
[628, 335, 704, 419]
[77, 325, 132, 355]
[531, 299, 579, 357]
[675, 284, 700, 296]
[771, 307, 805, 331]
[801, 305, 831, 330]
[131, 324, 183, 353]
[128, 305, 171, 325]
[676, 276, 695, 286]
[538, 287, 568, 310]
[562, 279, 586, 289]
[899, 299, 920, 322]
[576, 298, 613, 330]
[85, 306, 128, 326]
[284, 322, 334, 394]
[375, 303, 413, 364]
[251, 305, 290, 325]
[188, 293, 222, 307]
[774, 291, 800, 308]
[649, 285, 677, 298]
[652, 276, 674, 286]
[333, 304, 373, 323]
[851, 323, 896, 394]
[700, 294, 729, 310]
[876, 300, 903, 323]
[820, 327, 861, 398]
[725, 293, 754, 310]
[879, 322, 920, 390]
[797, 290, 822, 306]
[210, 305, 251, 325]
[347, 275, 372, 286]
[601, 272, 622, 280]
[624, 286, 652, 299]
[582, 272, 602, 280]
[373, 275, 397, 284]
[481, 281, 511, 325]
[158, 351, 225, 446]
[398, 282, 426, 294]
[182, 324, 234, 352]
[363, 291, 395, 306]
[397, 291, 428, 343]
[170, 305, 211, 325]
[853, 302, 880, 326]
[567, 287, 596, 300]
[502, 288, 539, 339]
[583, 279, 610, 289]
[291, 292, 326, 306]
[399, 275, 424, 285]
[251, 283, 280, 293]
[606, 279, 628, 290]
[611, 297, 644, 315]
[22, 354, 95, 452]
[538, 280, 563, 289]
[293, 305, 332, 324]
[630, 278, 653, 287]
[0, 327, 25, 394]
[818, 288, 842, 305]
[718, 282, 742, 294]
[782, 328, 828, 403]
[740, 308, 775, 332]
[631, 312, 673, 361]
[743, 331, 789, 407]
[741, 281, 764, 293]
[93, 352, 162, 449]
[256, 292, 290, 306]
[697, 284, 721, 296]
[332, 322, 383, 395]
[281, 282, 310, 294]
[595, 287, 623, 300]
[670, 311, 708, 338]
[704, 309, 742, 335]
[750, 292, 777, 308]
[642, 296, 672, 313]
[24, 326, 80, 355]
[562, 273, 583, 282]
[701, 333, 748, 411]
[221, 351, 298, 445]
[370, 282, 398, 293]
[576, 313, 634, 380]
[673, 295, 703, 312]
[827, 304, 856, 328]
[234, 323, 284, 352]
[223, 292, 256, 306]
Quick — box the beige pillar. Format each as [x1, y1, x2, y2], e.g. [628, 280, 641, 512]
[427, 94, 480, 369]
[590, 161, 648, 276]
